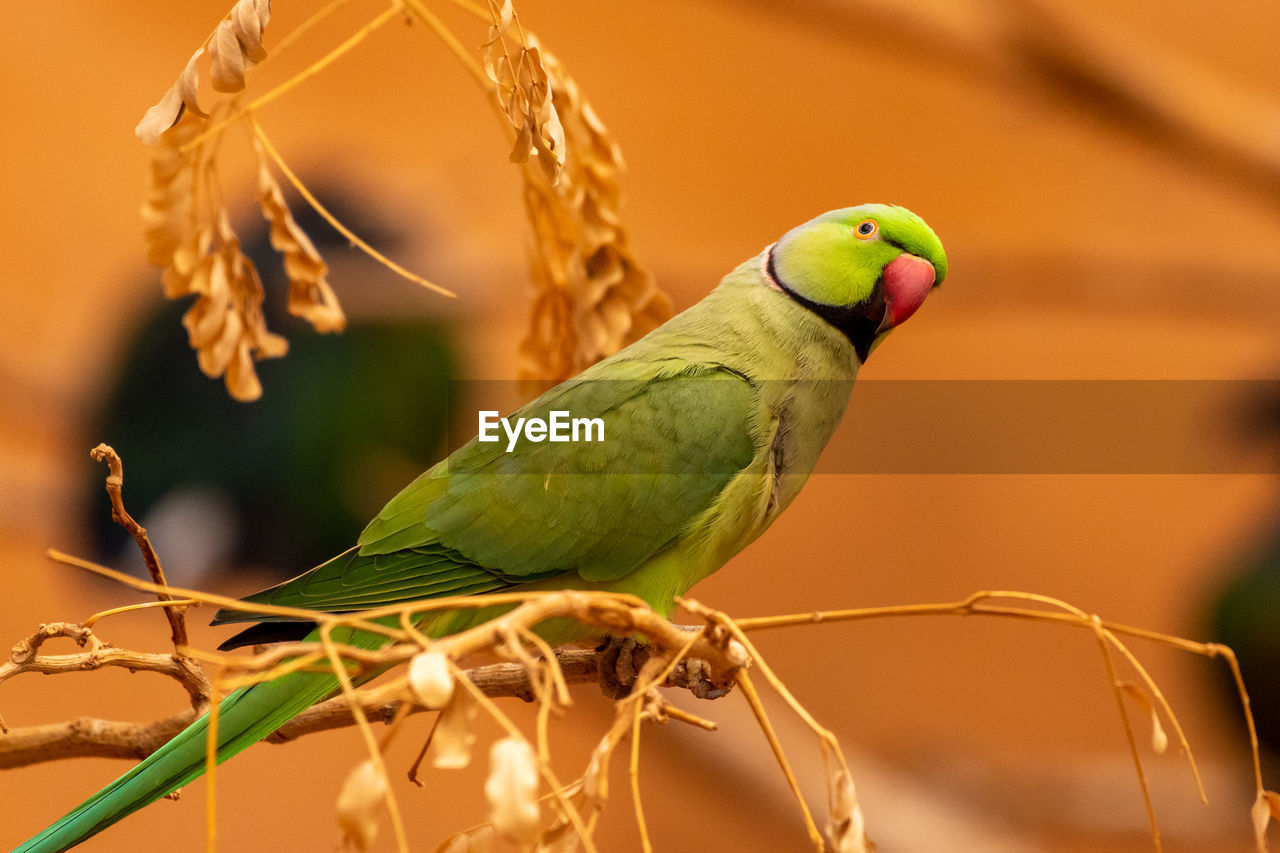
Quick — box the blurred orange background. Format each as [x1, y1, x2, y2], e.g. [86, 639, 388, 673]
[3, 1, 1280, 850]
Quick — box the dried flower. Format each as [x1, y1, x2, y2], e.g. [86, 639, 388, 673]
[254, 144, 346, 333]
[210, 0, 271, 92]
[430, 686, 479, 770]
[483, 16, 671, 382]
[168, 209, 287, 401]
[336, 759, 388, 851]
[1253, 790, 1280, 852]
[135, 48, 207, 144]
[434, 825, 496, 853]
[824, 765, 869, 853]
[485, 7, 563, 182]
[1120, 682, 1168, 754]
[485, 737, 541, 845]
[135, 0, 270, 142]
[408, 651, 455, 708]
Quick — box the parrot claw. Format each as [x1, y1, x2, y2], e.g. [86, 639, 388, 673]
[595, 635, 737, 701]
[667, 657, 735, 701]
[597, 636, 645, 699]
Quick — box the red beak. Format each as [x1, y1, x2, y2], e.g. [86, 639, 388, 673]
[878, 253, 936, 333]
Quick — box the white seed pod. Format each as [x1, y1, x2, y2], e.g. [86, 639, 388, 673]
[336, 759, 387, 851]
[430, 687, 478, 770]
[484, 737, 541, 845]
[409, 650, 455, 708]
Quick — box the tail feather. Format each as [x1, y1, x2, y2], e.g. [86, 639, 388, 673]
[15, 625, 383, 853]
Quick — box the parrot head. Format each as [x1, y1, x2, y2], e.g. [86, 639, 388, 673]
[766, 204, 947, 362]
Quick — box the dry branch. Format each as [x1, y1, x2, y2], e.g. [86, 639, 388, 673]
[0, 622, 209, 714]
[0, 642, 730, 769]
[8, 567, 1280, 851]
[135, 0, 666, 400]
[22, 446, 1273, 849]
[89, 445, 191, 651]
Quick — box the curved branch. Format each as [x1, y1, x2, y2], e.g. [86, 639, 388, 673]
[0, 646, 733, 768]
[0, 622, 211, 721]
[89, 445, 191, 650]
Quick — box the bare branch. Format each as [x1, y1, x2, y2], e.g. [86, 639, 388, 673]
[0, 714, 199, 768]
[0, 622, 210, 725]
[0, 640, 734, 768]
[89, 444, 191, 652]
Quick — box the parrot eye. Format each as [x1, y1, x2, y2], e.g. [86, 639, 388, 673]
[854, 219, 878, 239]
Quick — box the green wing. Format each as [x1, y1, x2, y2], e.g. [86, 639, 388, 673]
[363, 365, 759, 582]
[214, 365, 759, 623]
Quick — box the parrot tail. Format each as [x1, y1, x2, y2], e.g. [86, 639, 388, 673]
[16, 641, 345, 852]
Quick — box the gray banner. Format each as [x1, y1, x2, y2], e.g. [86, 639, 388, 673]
[440, 380, 1280, 474]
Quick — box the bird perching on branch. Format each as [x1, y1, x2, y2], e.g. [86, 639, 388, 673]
[18, 204, 948, 852]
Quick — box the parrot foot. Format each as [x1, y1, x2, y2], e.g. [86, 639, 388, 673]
[595, 635, 736, 701]
[597, 636, 646, 699]
[666, 656, 735, 701]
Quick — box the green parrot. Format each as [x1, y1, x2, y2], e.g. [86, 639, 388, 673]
[17, 204, 946, 852]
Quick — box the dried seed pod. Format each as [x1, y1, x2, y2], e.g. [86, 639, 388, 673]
[484, 737, 541, 845]
[336, 759, 388, 851]
[408, 651, 455, 709]
[430, 687, 479, 770]
[254, 145, 346, 333]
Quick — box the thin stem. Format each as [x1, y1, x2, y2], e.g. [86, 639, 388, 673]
[735, 669, 824, 851]
[83, 598, 200, 629]
[659, 703, 717, 732]
[248, 115, 456, 297]
[1214, 643, 1266, 794]
[734, 591, 1223, 806]
[91, 444, 189, 649]
[400, 0, 489, 87]
[214, 650, 330, 691]
[735, 595, 1217, 655]
[252, 0, 361, 78]
[518, 627, 572, 706]
[1094, 619, 1161, 851]
[535, 666, 554, 764]
[319, 624, 410, 853]
[629, 699, 651, 853]
[1101, 625, 1206, 803]
[448, 660, 598, 853]
[181, 3, 402, 153]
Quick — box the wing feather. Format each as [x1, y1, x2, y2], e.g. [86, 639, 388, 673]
[359, 367, 761, 582]
[212, 365, 763, 626]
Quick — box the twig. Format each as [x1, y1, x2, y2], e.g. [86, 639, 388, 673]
[83, 599, 201, 629]
[248, 116, 456, 298]
[628, 694, 651, 853]
[16, 516, 1276, 853]
[737, 590, 1226, 800]
[449, 657, 597, 853]
[180, 2, 404, 154]
[1093, 617, 1161, 851]
[89, 444, 190, 651]
[319, 623, 410, 853]
[0, 622, 210, 720]
[734, 668, 824, 852]
[0, 713, 199, 768]
[0, 646, 728, 768]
